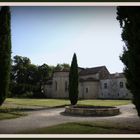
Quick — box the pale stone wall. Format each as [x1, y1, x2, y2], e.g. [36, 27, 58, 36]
[79, 81, 99, 99]
[78, 82, 84, 98]
[115, 77, 132, 99]
[100, 78, 132, 99]
[100, 79, 111, 98]
[80, 73, 99, 80]
[51, 72, 100, 99]
[52, 71, 69, 98]
[43, 68, 132, 100]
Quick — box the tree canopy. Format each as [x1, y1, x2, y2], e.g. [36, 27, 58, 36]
[0, 7, 11, 105]
[117, 7, 140, 116]
[10, 55, 70, 98]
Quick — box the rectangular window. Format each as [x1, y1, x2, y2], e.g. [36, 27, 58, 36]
[120, 82, 124, 88]
[104, 83, 107, 89]
[55, 81, 57, 91]
[86, 88, 88, 93]
[65, 81, 68, 91]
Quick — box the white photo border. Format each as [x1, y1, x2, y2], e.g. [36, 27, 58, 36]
[0, 2, 140, 138]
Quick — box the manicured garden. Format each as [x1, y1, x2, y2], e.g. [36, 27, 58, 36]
[4, 98, 131, 107]
[0, 98, 131, 120]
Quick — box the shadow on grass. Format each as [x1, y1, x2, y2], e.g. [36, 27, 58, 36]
[60, 111, 122, 118]
[0, 105, 67, 113]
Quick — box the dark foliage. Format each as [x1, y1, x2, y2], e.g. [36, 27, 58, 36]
[69, 53, 78, 105]
[117, 7, 140, 116]
[0, 7, 11, 105]
[10, 55, 70, 98]
[10, 56, 47, 98]
[54, 63, 70, 71]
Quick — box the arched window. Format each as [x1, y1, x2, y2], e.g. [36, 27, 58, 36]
[86, 88, 88, 93]
[65, 81, 68, 91]
[55, 81, 57, 91]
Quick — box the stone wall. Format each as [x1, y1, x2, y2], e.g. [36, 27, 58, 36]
[52, 71, 69, 98]
[100, 78, 132, 99]
[80, 73, 99, 80]
[42, 68, 132, 100]
[79, 81, 99, 99]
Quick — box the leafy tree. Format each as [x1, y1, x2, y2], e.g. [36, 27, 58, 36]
[10, 56, 54, 98]
[35, 63, 53, 98]
[69, 53, 78, 105]
[12, 55, 31, 84]
[10, 56, 39, 97]
[117, 7, 140, 116]
[10, 55, 69, 98]
[38, 64, 52, 83]
[61, 63, 70, 69]
[0, 7, 11, 105]
[54, 63, 70, 71]
[11, 55, 31, 95]
[54, 64, 63, 71]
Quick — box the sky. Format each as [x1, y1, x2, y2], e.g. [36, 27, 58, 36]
[11, 6, 125, 73]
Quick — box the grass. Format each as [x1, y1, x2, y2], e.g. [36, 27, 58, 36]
[22, 120, 139, 134]
[4, 98, 70, 107]
[0, 107, 26, 120]
[1, 98, 131, 120]
[78, 99, 131, 107]
[4, 98, 131, 108]
[0, 98, 133, 132]
[0, 112, 25, 120]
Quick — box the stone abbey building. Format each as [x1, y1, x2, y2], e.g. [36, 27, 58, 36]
[42, 66, 132, 99]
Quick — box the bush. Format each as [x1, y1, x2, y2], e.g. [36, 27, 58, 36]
[13, 91, 34, 98]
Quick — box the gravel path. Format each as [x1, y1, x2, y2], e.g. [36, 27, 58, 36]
[0, 104, 140, 134]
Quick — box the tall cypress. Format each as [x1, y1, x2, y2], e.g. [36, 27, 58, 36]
[0, 6, 11, 105]
[69, 53, 78, 105]
[117, 7, 140, 116]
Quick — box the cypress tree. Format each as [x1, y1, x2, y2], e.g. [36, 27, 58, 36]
[117, 7, 140, 116]
[0, 6, 11, 105]
[69, 53, 78, 105]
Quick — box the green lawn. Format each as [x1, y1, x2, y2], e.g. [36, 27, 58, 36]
[22, 121, 138, 134]
[4, 98, 70, 107]
[4, 98, 131, 108]
[0, 112, 25, 120]
[0, 107, 26, 120]
[1, 98, 131, 120]
[78, 99, 131, 106]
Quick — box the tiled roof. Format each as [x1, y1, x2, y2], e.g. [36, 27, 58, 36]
[110, 73, 125, 78]
[54, 67, 84, 72]
[79, 66, 106, 76]
[54, 68, 69, 72]
[79, 77, 99, 82]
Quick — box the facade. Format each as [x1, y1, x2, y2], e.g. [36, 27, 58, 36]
[42, 66, 132, 99]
